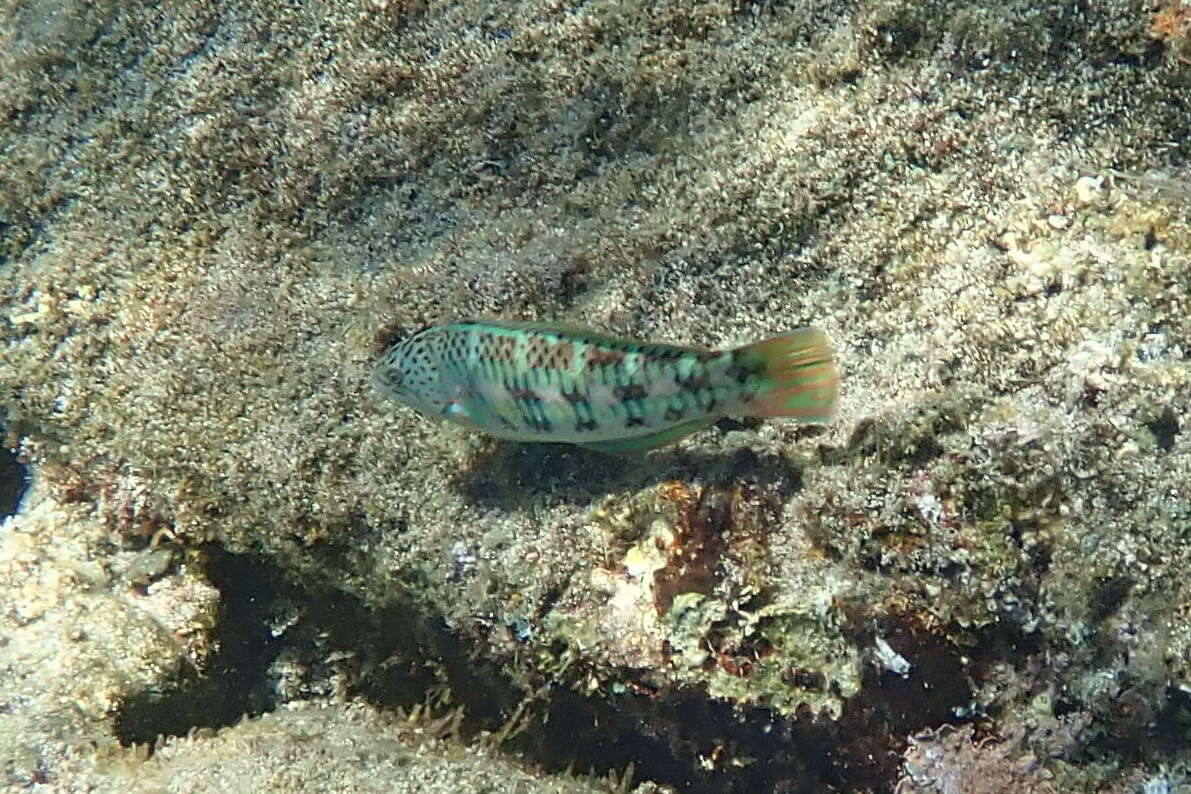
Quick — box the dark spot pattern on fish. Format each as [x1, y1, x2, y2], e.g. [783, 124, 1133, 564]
[504, 381, 551, 432]
[558, 385, 596, 431]
[676, 373, 712, 392]
[481, 333, 518, 365]
[725, 350, 757, 384]
[527, 339, 574, 370]
[613, 383, 648, 402]
[508, 386, 540, 402]
[640, 344, 684, 361]
[518, 398, 552, 433]
[586, 349, 626, 369]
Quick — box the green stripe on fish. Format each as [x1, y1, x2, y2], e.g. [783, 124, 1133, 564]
[373, 320, 840, 453]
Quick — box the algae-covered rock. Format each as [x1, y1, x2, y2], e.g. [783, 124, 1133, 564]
[85, 701, 655, 794]
[0, 484, 220, 785]
[0, 484, 660, 791]
[2, 0, 1190, 790]
[547, 480, 861, 718]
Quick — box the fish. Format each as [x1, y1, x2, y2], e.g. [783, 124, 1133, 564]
[373, 319, 839, 454]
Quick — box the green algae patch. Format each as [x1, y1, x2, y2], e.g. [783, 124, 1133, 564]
[701, 600, 862, 719]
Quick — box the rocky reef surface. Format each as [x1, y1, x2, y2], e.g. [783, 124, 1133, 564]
[1, 0, 1189, 791]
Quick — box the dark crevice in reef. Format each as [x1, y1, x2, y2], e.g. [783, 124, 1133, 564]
[115, 545, 286, 745]
[1146, 404, 1180, 453]
[475, 606, 1037, 793]
[0, 435, 30, 518]
[509, 623, 985, 794]
[114, 543, 520, 748]
[113, 544, 1001, 792]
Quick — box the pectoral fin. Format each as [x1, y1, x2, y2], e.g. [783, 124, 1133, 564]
[574, 416, 718, 455]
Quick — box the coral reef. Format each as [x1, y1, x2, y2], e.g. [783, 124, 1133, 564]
[2, 0, 1189, 790]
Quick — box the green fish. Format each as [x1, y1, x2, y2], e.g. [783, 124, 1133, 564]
[373, 320, 839, 454]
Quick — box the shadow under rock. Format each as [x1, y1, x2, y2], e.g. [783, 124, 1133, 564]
[511, 613, 989, 794]
[115, 545, 286, 746]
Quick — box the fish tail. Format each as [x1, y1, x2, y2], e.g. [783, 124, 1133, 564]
[733, 329, 839, 422]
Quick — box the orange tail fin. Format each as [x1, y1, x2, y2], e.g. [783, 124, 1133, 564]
[734, 329, 839, 422]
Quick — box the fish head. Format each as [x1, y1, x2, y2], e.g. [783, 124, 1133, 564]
[372, 331, 455, 416]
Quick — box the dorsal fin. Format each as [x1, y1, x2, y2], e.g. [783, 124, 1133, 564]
[462, 319, 711, 358]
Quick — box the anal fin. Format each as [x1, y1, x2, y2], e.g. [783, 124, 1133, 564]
[574, 416, 718, 455]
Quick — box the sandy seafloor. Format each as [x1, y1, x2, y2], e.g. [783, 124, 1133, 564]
[1, 0, 1189, 791]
